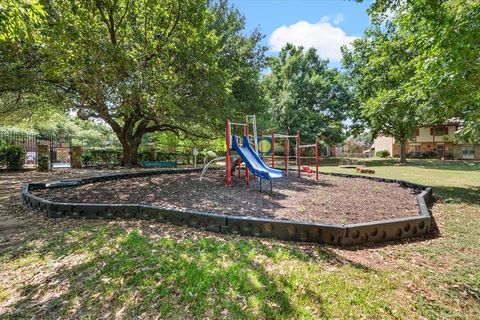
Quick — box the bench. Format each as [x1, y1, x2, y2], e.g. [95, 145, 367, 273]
[142, 161, 177, 168]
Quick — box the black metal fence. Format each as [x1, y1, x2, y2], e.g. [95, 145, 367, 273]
[1, 130, 224, 169]
[0, 131, 72, 169]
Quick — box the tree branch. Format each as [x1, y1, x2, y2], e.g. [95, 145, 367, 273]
[143, 2, 182, 66]
[95, 0, 117, 45]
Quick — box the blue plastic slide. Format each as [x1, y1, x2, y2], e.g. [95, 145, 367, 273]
[231, 135, 284, 181]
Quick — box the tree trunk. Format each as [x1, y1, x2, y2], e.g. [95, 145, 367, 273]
[119, 137, 141, 167]
[399, 139, 407, 164]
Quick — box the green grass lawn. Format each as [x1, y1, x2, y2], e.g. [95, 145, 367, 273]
[0, 160, 479, 319]
[321, 158, 480, 204]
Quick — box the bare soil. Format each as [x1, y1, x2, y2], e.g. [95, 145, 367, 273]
[33, 170, 420, 224]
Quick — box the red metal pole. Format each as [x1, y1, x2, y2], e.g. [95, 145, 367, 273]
[285, 137, 289, 174]
[245, 123, 249, 185]
[238, 157, 241, 178]
[226, 120, 231, 187]
[315, 140, 319, 180]
[238, 137, 243, 178]
[297, 131, 301, 178]
[272, 128, 275, 168]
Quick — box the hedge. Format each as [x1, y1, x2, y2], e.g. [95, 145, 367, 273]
[0, 143, 26, 171]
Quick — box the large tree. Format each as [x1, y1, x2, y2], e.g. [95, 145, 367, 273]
[361, 0, 480, 141]
[342, 27, 418, 163]
[263, 44, 352, 144]
[1, 0, 266, 165]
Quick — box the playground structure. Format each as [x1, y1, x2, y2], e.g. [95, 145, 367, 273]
[225, 115, 319, 191]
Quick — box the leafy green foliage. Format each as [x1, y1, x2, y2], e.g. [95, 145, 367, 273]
[264, 44, 352, 144]
[342, 27, 419, 163]
[0, 143, 26, 170]
[376, 150, 390, 158]
[81, 150, 122, 167]
[0, 0, 266, 166]
[1, 113, 120, 149]
[0, 1, 52, 120]
[0, 0, 45, 41]
[358, 0, 480, 141]
[37, 153, 50, 172]
[80, 152, 93, 167]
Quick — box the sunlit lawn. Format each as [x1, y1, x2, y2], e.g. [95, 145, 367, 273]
[0, 159, 479, 319]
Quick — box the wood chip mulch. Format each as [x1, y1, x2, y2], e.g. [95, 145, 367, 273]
[32, 171, 420, 224]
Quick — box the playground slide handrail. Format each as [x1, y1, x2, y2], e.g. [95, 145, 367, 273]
[200, 156, 225, 180]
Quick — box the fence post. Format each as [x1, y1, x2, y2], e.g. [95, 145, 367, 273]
[37, 144, 50, 172]
[71, 146, 82, 169]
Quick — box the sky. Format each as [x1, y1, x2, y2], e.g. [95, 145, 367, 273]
[231, 0, 374, 68]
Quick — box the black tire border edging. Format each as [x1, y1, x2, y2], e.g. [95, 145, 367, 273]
[21, 168, 433, 246]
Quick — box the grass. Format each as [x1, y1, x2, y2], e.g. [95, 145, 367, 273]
[1, 159, 479, 318]
[1, 226, 403, 319]
[320, 158, 480, 204]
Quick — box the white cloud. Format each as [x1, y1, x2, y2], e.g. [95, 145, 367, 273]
[333, 13, 344, 25]
[268, 17, 357, 62]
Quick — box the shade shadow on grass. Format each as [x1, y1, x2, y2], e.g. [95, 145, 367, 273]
[0, 223, 389, 319]
[433, 185, 480, 204]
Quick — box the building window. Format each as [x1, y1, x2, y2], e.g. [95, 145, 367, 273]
[415, 128, 419, 136]
[409, 145, 420, 156]
[430, 127, 448, 136]
[462, 146, 475, 159]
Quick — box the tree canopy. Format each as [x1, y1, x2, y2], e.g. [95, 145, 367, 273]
[263, 44, 352, 144]
[356, 0, 480, 142]
[0, 0, 45, 41]
[1, 0, 267, 165]
[342, 27, 418, 163]
[344, 0, 479, 162]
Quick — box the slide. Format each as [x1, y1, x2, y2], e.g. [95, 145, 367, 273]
[231, 135, 284, 180]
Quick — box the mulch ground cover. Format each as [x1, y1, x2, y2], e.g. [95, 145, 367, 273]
[33, 170, 420, 224]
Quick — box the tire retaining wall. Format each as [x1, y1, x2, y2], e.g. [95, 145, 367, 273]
[22, 168, 433, 246]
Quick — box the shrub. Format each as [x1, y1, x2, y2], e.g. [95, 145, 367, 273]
[422, 151, 437, 159]
[445, 153, 454, 160]
[0, 141, 5, 167]
[155, 151, 177, 161]
[0, 144, 26, 171]
[376, 150, 390, 158]
[82, 149, 122, 166]
[37, 154, 50, 171]
[406, 152, 418, 159]
[81, 152, 94, 166]
[138, 150, 156, 162]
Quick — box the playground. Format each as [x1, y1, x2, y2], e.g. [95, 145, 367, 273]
[17, 115, 432, 246]
[1, 0, 479, 318]
[31, 170, 419, 225]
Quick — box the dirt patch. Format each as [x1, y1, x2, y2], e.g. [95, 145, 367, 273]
[33, 171, 420, 224]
